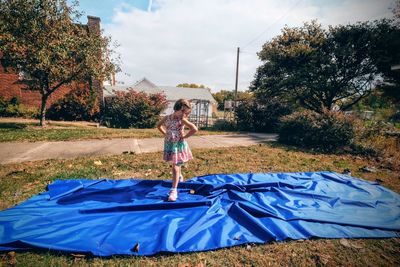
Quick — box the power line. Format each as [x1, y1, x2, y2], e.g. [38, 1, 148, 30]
[241, 0, 303, 49]
[240, 49, 259, 55]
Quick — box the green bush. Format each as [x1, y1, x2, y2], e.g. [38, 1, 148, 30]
[0, 96, 39, 118]
[0, 96, 7, 115]
[210, 119, 237, 131]
[104, 89, 167, 128]
[389, 110, 400, 123]
[0, 96, 19, 117]
[47, 87, 100, 121]
[17, 105, 39, 118]
[235, 99, 293, 132]
[279, 110, 355, 151]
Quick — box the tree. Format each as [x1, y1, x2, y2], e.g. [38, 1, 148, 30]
[369, 3, 400, 104]
[177, 83, 206, 88]
[0, 0, 118, 126]
[251, 20, 398, 113]
[212, 90, 234, 110]
[212, 90, 253, 110]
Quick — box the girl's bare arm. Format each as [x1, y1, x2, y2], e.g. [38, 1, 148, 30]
[182, 118, 198, 139]
[156, 116, 167, 136]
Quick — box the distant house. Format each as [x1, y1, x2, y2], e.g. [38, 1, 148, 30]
[104, 78, 217, 126]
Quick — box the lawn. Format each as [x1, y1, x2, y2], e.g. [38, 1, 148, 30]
[0, 119, 236, 142]
[1, 143, 399, 266]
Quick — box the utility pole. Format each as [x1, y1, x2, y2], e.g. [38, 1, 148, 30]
[234, 47, 240, 111]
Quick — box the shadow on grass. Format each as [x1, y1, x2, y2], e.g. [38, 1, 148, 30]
[0, 122, 29, 129]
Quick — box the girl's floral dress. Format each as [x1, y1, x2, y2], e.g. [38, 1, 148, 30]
[163, 115, 193, 164]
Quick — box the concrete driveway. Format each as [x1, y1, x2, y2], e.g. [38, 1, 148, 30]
[0, 133, 277, 164]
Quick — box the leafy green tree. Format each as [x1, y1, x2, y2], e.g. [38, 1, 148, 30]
[251, 20, 399, 113]
[212, 90, 234, 110]
[369, 5, 400, 104]
[177, 83, 206, 88]
[0, 0, 119, 126]
[212, 90, 253, 110]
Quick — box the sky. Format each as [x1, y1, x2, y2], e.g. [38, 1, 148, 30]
[75, 0, 396, 92]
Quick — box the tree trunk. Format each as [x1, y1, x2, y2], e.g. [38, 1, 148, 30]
[39, 94, 48, 127]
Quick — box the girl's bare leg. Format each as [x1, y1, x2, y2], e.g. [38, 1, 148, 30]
[168, 164, 180, 201]
[172, 164, 180, 188]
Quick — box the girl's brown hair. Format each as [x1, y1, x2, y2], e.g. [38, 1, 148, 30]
[173, 99, 191, 111]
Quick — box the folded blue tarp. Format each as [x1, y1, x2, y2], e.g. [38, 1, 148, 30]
[0, 171, 399, 256]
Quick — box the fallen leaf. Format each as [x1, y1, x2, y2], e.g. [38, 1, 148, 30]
[319, 254, 331, 265]
[71, 253, 85, 258]
[94, 160, 102, 166]
[7, 251, 17, 265]
[351, 242, 363, 249]
[339, 238, 351, 248]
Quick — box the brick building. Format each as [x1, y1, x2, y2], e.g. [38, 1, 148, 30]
[0, 16, 103, 111]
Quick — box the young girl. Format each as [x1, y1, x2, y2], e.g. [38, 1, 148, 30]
[157, 99, 198, 201]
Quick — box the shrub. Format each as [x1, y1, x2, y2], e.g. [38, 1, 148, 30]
[0, 96, 20, 117]
[210, 119, 237, 131]
[104, 89, 167, 128]
[17, 105, 40, 118]
[279, 110, 355, 151]
[235, 101, 253, 131]
[47, 87, 100, 121]
[0, 96, 39, 118]
[352, 120, 400, 169]
[235, 99, 293, 132]
[389, 110, 400, 122]
[0, 96, 7, 115]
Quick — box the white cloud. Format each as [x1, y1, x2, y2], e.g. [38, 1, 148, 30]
[103, 0, 394, 92]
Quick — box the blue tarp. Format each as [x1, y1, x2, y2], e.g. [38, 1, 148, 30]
[0, 171, 399, 256]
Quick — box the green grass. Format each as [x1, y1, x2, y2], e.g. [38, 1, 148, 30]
[1, 144, 399, 266]
[0, 121, 235, 142]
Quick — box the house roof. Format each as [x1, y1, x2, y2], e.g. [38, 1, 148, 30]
[134, 77, 158, 91]
[157, 86, 216, 103]
[104, 78, 216, 103]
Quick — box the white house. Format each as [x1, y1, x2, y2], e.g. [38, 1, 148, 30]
[104, 78, 217, 126]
